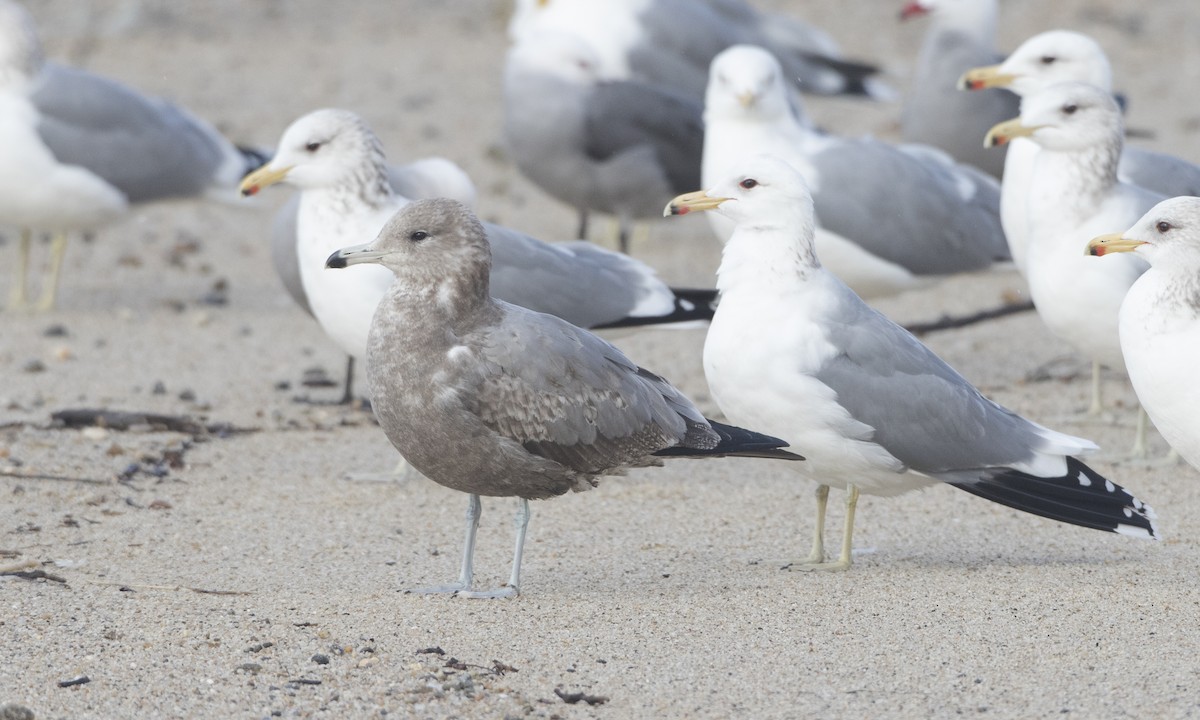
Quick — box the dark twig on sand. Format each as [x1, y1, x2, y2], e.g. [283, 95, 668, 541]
[904, 300, 1035, 336]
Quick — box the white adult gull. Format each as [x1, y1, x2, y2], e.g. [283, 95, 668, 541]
[503, 31, 703, 251]
[241, 109, 718, 401]
[508, 0, 887, 100]
[962, 30, 1200, 273]
[702, 45, 1008, 299]
[899, 0, 1019, 178]
[665, 155, 1159, 570]
[325, 198, 802, 597]
[1089, 197, 1200, 470]
[985, 82, 1160, 452]
[0, 0, 266, 310]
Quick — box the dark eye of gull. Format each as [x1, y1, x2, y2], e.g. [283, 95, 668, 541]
[1062, 104, 1078, 115]
[304, 141, 322, 152]
[1040, 55, 1057, 65]
[409, 231, 429, 243]
[739, 178, 758, 190]
[1156, 221, 1172, 234]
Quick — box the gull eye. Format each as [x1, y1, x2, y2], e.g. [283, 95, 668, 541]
[1062, 104, 1078, 115]
[739, 178, 758, 190]
[1156, 221, 1172, 234]
[304, 141, 322, 152]
[1039, 55, 1057, 65]
[409, 230, 429, 243]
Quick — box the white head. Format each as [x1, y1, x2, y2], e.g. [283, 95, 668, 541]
[1089, 196, 1200, 268]
[986, 81, 1122, 154]
[665, 155, 819, 275]
[997, 31, 1113, 96]
[239, 109, 390, 196]
[505, 30, 603, 86]
[705, 45, 795, 123]
[0, 0, 44, 89]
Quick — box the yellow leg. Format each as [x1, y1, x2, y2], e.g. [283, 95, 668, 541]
[7, 228, 32, 310]
[35, 231, 68, 311]
[789, 485, 858, 573]
[1129, 406, 1149, 459]
[1087, 360, 1104, 416]
[783, 484, 829, 569]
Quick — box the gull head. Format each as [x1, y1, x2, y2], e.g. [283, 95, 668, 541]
[1089, 197, 1200, 266]
[706, 45, 792, 121]
[505, 30, 603, 86]
[984, 81, 1120, 152]
[665, 155, 815, 234]
[965, 30, 1112, 97]
[240, 109, 388, 196]
[326, 198, 492, 292]
[0, 0, 44, 89]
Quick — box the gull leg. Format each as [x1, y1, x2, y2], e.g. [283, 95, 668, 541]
[459, 498, 528, 599]
[408, 493, 481, 595]
[35, 231, 69, 311]
[782, 484, 829, 570]
[7, 228, 32, 310]
[617, 219, 631, 254]
[339, 356, 356, 405]
[794, 485, 858, 573]
[1087, 360, 1104, 416]
[576, 209, 590, 240]
[1129, 406, 1149, 459]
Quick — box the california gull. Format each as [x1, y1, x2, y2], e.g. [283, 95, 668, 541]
[503, 31, 703, 251]
[242, 109, 717, 401]
[1089, 197, 1200, 470]
[0, 0, 266, 310]
[961, 29, 1200, 274]
[666, 155, 1159, 570]
[702, 45, 1007, 298]
[899, 0, 1019, 178]
[325, 198, 802, 598]
[508, 0, 887, 100]
[985, 82, 1161, 453]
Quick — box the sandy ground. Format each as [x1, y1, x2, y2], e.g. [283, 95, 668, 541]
[3, 1, 1200, 718]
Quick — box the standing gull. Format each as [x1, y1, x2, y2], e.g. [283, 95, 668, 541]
[326, 198, 802, 598]
[503, 31, 703, 250]
[985, 82, 1160, 450]
[1089, 197, 1200, 470]
[0, 0, 266, 310]
[961, 30, 1200, 273]
[899, 0, 1018, 178]
[508, 0, 887, 101]
[241, 109, 717, 402]
[666, 155, 1158, 570]
[702, 45, 1007, 299]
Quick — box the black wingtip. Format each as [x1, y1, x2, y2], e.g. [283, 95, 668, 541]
[591, 288, 718, 330]
[797, 51, 884, 98]
[951, 457, 1159, 540]
[325, 250, 347, 269]
[237, 145, 271, 177]
[655, 419, 804, 461]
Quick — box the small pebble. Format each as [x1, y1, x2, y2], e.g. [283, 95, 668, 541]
[0, 703, 35, 720]
[42, 324, 68, 337]
[81, 427, 109, 441]
[151, 381, 167, 395]
[22, 359, 46, 374]
[312, 654, 330, 665]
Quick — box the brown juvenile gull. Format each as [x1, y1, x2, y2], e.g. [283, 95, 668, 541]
[325, 198, 803, 598]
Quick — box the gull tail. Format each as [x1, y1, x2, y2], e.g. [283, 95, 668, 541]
[950, 458, 1159, 539]
[797, 52, 893, 100]
[591, 288, 718, 330]
[655, 420, 804, 461]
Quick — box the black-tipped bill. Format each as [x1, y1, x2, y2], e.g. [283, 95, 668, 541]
[326, 243, 387, 269]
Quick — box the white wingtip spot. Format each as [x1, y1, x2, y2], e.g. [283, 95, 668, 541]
[1105, 479, 1116, 493]
[1115, 523, 1159, 541]
[1077, 473, 1092, 487]
[679, 299, 695, 311]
